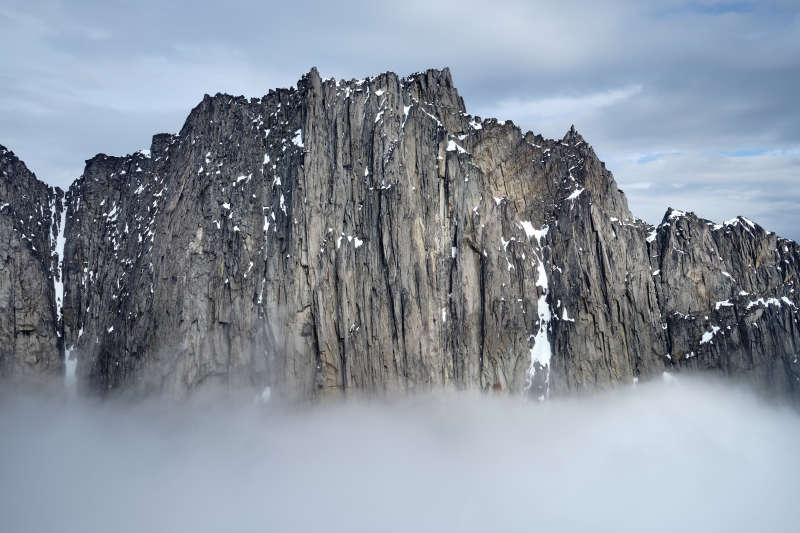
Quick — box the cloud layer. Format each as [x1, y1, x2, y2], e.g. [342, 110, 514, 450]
[1, 0, 798, 237]
[2, 379, 799, 532]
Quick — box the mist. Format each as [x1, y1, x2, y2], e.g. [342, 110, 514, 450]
[2, 378, 799, 532]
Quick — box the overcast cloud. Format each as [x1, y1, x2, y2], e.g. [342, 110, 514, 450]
[1, 0, 798, 238]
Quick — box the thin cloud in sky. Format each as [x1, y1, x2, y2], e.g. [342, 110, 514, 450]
[614, 148, 800, 235]
[482, 85, 644, 124]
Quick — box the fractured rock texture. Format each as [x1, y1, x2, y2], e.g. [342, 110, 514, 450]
[0, 145, 63, 381]
[3, 68, 799, 401]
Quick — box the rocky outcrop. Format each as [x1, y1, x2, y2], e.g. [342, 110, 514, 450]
[650, 210, 800, 398]
[4, 67, 799, 402]
[0, 145, 64, 381]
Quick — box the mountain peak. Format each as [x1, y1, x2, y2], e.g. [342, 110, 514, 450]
[563, 124, 586, 145]
[1, 66, 798, 405]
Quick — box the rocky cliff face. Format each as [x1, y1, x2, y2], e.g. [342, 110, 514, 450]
[0, 145, 64, 382]
[650, 210, 800, 397]
[3, 68, 799, 401]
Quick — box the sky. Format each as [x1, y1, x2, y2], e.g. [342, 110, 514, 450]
[1, 0, 798, 238]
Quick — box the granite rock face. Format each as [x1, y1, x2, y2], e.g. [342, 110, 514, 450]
[4, 68, 799, 401]
[650, 210, 800, 398]
[0, 145, 64, 382]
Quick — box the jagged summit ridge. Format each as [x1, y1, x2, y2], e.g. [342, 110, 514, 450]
[94, 67, 586, 183]
[1, 67, 798, 402]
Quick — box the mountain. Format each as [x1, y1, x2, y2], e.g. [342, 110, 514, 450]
[0, 145, 64, 381]
[2, 68, 799, 401]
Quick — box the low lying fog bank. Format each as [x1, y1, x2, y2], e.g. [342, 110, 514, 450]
[2, 378, 799, 533]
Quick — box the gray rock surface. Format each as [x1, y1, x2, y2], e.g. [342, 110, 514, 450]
[4, 67, 799, 401]
[650, 209, 800, 399]
[0, 145, 63, 382]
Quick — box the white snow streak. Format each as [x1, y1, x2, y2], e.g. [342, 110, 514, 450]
[526, 257, 553, 400]
[566, 188, 584, 201]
